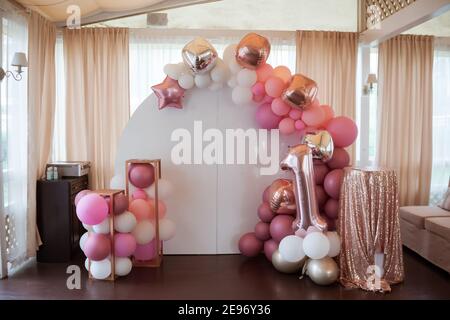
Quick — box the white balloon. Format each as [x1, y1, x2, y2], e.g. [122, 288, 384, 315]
[82, 223, 93, 232]
[80, 232, 89, 252]
[209, 82, 223, 91]
[115, 257, 132, 276]
[222, 44, 237, 64]
[178, 73, 195, 90]
[327, 231, 341, 258]
[110, 174, 125, 189]
[85, 258, 90, 271]
[229, 59, 242, 74]
[303, 232, 330, 260]
[114, 211, 137, 233]
[227, 76, 237, 88]
[194, 73, 212, 88]
[147, 178, 173, 199]
[279, 235, 305, 262]
[159, 218, 176, 241]
[163, 63, 183, 80]
[93, 217, 110, 234]
[90, 259, 112, 280]
[232, 86, 253, 105]
[132, 220, 155, 245]
[210, 59, 229, 83]
[237, 69, 257, 87]
[177, 62, 190, 75]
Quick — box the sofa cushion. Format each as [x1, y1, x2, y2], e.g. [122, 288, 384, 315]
[425, 217, 450, 242]
[399, 206, 450, 229]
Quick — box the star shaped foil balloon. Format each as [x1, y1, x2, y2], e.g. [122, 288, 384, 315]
[151, 76, 185, 110]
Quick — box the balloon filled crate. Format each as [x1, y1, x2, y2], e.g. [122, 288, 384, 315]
[126, 159, 164, 268]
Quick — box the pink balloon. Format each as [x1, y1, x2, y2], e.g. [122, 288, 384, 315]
[128, 163, 155, 189]
[262, 95, 274, 104]
[315, 185, 328, 208]
[269, 215, 294, 243]
[134, 240, 157, 261]
[114, 233, 137, 257]
[264, 239, 278, 261]
[278, 118, 296, 135]
[310, 98, 320, 108]
[256, 63, 273, 82]
[258, 202, 276, 223]
[272, 66, 292, 84]
[295, 120, 306, 131]
[326, 116, 358, 148]
[129, 199, 154, 221]
[327, 148, 350, 170]
[265, 76, 285, 98]
[325, 216, 337, 231]
[324, 169, 344, 200]
[324, 198, 339, 220]
[75, 190, 92, 206]
[295, 228, 308, 238]
[147, 198, 167, 219]
[271, 98, 291, 116]
[113, 193, 129, 215]
[84, 233, 111, 261]
[302, 105, 326, 127]
[76, 193, 109, 225]
[262, 186, 271, 203]
[255, 103, 282, 130]
[132, 189, 148, 201]
[314, 163, 329, 185]
[321, 105, 335, 126]
[255, 222, 271, 241]
[252, 82, 266, 96]
[289, 109, 303, 120]
[239, 232, 263, 257]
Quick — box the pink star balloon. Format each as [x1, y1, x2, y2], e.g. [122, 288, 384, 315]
[151, 76, 185, 110]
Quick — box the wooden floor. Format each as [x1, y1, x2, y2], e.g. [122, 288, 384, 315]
[0, 248, 449, 300]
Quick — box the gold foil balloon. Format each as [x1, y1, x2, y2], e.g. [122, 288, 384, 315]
[182, 37, 218, 74]
[236, 33, 271, 70]
[282, 74, 318, 110]
[306, 257, 339, 286]
[268, 179, 296, 214]
[302, 130, 334, 162]
[272, 249, 306, 274]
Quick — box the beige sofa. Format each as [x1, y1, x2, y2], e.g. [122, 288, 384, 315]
[400, 192, 450, 273]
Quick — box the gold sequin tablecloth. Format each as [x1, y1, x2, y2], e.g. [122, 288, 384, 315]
[338, 167, 404, 292]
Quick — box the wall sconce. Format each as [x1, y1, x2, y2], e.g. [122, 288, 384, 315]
[363, 73, 378, 95]
[0, 52, 28, 82]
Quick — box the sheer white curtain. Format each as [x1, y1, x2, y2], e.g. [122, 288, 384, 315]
[430, 37, 450, 205]
[129, 29, 295, 114]
[0, 9, 28, 273]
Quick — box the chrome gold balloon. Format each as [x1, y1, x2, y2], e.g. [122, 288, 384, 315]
[235, 33, 271, 70]
[268, 179, 296, 214]
[302, 130, 334, 162]
[306, 257, 339, 286]
[282, 74, 318, 110]
[272, 249, 306, 274]
[182, 37, 218, 74]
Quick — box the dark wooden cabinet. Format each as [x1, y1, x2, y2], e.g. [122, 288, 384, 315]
[36, 176, 88, 262]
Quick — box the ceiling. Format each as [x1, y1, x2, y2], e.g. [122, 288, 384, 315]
[406, 9, 450, 36]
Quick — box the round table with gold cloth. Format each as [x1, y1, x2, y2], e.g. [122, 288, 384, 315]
[337, 167, 404, 292]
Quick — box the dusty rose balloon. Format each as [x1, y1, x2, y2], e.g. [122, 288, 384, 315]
[302, 105, 326, 127]
[269, 215, 294, 243]
[255, 222, 271, 241]
[265, 76, 285, 98]
[75, 190, 92, 206]
[262, 186, 271, 203]
[324, 198, 339, 220]
[239, 232, 263, 257]
[132, 189, 148, 201]
[252, 82, 266, 102]
[114, 233, 137, 257]
[278, 118, 296, 135]
[327, 148, 350, 170]
[128, 163, 155, 189]
[321, 104, 335, 126]
[256, 63, 273, 82]
[315, 185, 328, 208]
[113, 193, 129, 215]
[255, 103, 282, 130]
[134, 240, 157, 261]
[271, 98, 291, 116]
[84, 233, 111, 261]
[258, 202, 276, 223]
[289, 109, 302, 120]
[314, 163, 329, 185]
[295, 120, 306, 131]
[264, 239, 278, 261]
[325, 216, 337, 231]
[324, 169, 344, 200]
[273, 66, 292, 84]
[326, 116, 358, 148]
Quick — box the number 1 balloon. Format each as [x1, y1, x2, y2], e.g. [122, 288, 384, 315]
[280, 131, 334, 232]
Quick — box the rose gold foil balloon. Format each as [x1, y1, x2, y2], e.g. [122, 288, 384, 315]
[182, 37, 218, 74]
[302, 130, 334, 162]
[236, 33, 271, 70]
[151, 76, 185, 110]
[267, 179, 296, 214]
[282, 74, 318, 110]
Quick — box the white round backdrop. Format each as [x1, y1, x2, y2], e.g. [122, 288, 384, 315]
[115, 88, 300, 254]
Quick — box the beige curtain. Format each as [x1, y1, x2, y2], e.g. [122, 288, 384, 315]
[27, 12, 56, 256]
[63, 28, 130, 190]
[376, 35, 434, 206]
[296, 31, 358, 161]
